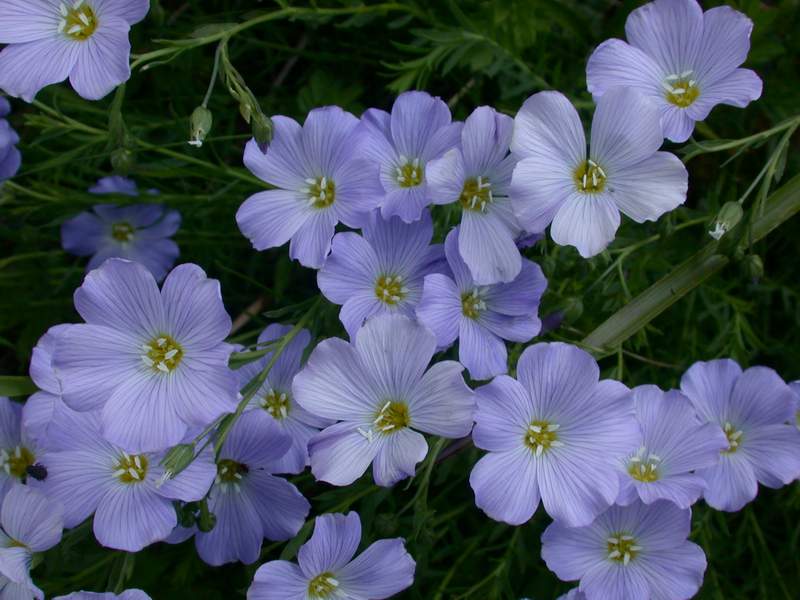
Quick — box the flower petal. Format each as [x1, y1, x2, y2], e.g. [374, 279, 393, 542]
[610, 151, 687, 222]
[297, 512, 361, 577]
[509, 156, 572, 235]
[511, 91, 585, 167]
[415, 273, 461, 348]
[695, 6, 754, 85]
[68, 16, 132, 101]
[308, 422, 382, 486]
[0, 37, 79, 102]
[196, 485, 262, 565]
[1, 485, 62, 552]
[372, 428, 428, 487]
[550, 191, 621, 258]
[94, 484, 175, 551]
[390, 91, 451, 158]
[236, 189, 312, 252]
[242, 471, 309, 541]
[408, 360, 473, 438]
[624, 0, 703, 74]
[697, 453, 758, 512]
[586, 39, 664, 101]
[590, 87, 663, 171]
[425, 148, 465, 205]
[248, 560, 308, 600]
[60, 212, 104, 257]
[473, 375, 532, 452]
[337, 538, 415, 599]
[459, 209, 521, 285]
[459, 318, 507, 381]
[317, 232, 379, 305]
[688, 68, 762, 121]
[288, 208, 336, 269]
[680, 358, 743, 424]
[301, 106, 359, 176]
[470, 447, 540, 525]
[153, 446, 216, 503]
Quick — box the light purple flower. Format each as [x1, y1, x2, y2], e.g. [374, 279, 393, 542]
[416, 228, 546, 381]
[0, 397, 45, 502]
[24, 324, 75, 448]
[0, 1, 150, 101]
[248, 511, 415, 600]
[357, 91, 462, 223]
[510, 87, 688, 258]
[237, 106, 382, 268]
[542, 500, 706, 600]
[53, 259, 239, 453]
[0, 98, 21, 183]
[236, 324, 332, 474]
[680, 359, 800, 511]
[790, 380, 800, 429]
[0, 485, 63, 600]
[195, 410, 309, 566]
[426, 106, 523, 284]
[88, 175, 142, 196]
[54, 591, 151, 600]
[586, 0, 762, 143]
[61, 203, 181, 281]
[616, 385, 727, 509]
[294, 314, 475, 487]
[469, 342, 639, 527]
[317, 210, 445, 339]
[41, 409, 215, 552]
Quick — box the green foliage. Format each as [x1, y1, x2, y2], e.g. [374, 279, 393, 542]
[1, 0, 799, 598]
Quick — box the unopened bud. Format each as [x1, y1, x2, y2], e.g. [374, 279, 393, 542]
[251, 112, 273, 154]
[188, 106, 213, 148]
[198, 499, 216, 532]
[159, 443, 196, 483]
[709, 202, 743, 240]
[743, 254, 764, 281]
[110, 147, 134, 175]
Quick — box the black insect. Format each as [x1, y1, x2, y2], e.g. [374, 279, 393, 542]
[25, 463, 48, 481]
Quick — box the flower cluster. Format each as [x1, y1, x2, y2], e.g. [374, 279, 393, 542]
[4, 0, 787, 599]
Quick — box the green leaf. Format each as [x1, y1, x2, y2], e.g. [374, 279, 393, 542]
[0, 376, 38, 397]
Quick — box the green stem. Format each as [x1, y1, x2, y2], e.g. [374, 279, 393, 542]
[682, 114, 800, 163]
[130, 4, 421, 71]
[582, 172, 800, 354]
[213, 298, 321, 455]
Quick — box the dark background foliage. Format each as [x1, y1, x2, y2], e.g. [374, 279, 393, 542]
[1, 0, 799, 598]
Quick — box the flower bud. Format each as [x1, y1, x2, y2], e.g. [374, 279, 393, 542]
[110, 147, 134, 175]
[198, 499, 217, 532]
[159, 443, 196, 481]
[708, 202, 743, 240]
[251, 112, 273, 154]
[743, 254, 764, 281]
[188, 106, 213, 148]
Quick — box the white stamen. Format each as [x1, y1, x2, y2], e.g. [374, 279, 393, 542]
[529, 425, 542, 433]
[620, 535, 634, 541]
[582, 173, 587, 188]
[623, 553, 631, 565]
[58, 20, 66, 33]
[164, 349, 178, 360]
[112, 469, 127, 478]
[157, 337, 167, 347]
[279, 406, 288, 419]
[79, 12, 90, 25]
[67, 25, 82, 34]
[680, 69, 693, 78]
[305, 178, 316, 185]
[550, 440, 564, 448]
[60, 3, 69, 16]
[608, 550, 621, 559]
[127, 468, 141, 480]
[665, 73, 679, 81]
[535, 444, 544, 457]
[133, 455, 141, 468]
[156, 362, 169, 373]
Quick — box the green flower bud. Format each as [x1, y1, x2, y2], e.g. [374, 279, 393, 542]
[188, 106, 213, 148]
[198, 498, 217, 533]
[159, 443, 196, 481]
[709, 202, 743, 240]
[743, 254, 764, 281]
[251, 112, 274, 154]
[110, 147, 135, 175]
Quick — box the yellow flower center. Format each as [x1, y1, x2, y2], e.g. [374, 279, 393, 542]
[304, 176, 335, 209]
[663, 70, 700, 108]
[607, 533, 641, 565]
[263, 390, 290, 420]
[141, 335, 184, 374]
[627, 447, 661, 483]
[1, 446, 35, 479]
[574, 159, 607, 194]
[59, 0, 98, 41]
[373, 401, 410, 435]
[111, 222, 135, 242]
[523, 420, 563, 456]
[461, 289, 486, 319]
[459, 176, 492, 213]
[395, 156, 423, 188]
[113, 452, 148, 484]
[374, 274, 407, 305]
[216, 459, 248, 486]
[722, 421, 743, 454]
[308, 572, 339, 598]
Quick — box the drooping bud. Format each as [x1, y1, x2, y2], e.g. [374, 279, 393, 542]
[110, 147, 135, 175]
[188, 106, 213, 148]
[708, 202, 743, 240]
[743, 254, 764, 281]
[158, 443, 196, 483]
[251, 112, 274, 154]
